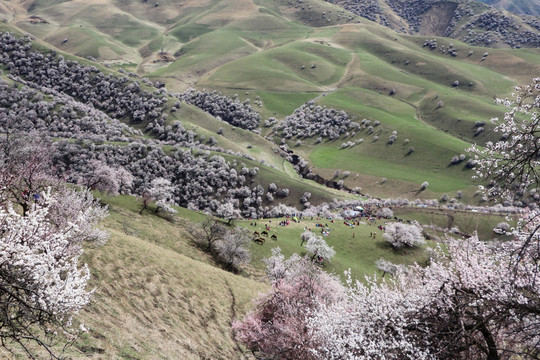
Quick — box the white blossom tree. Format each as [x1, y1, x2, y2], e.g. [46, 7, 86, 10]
[0, 133, 108, 357]
[305, 233, 336, 261]
[375, 258, 399, 277]
[383, 222, 425, 248]
[213, 228, 251, 272]
[309, 235, 540, 360]
[469, 78, 540, 205]
[147, 177, 177, 214]
[468, 78, 540, 291]
[0, 189, 106, 358]
[47, 187, 109, 247]
[216, 201, 241, 224]
[376, 207, 393, 218]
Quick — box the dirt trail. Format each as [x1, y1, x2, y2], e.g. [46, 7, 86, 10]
[223, 278, 244, 356]
[336, 52, 360, 89]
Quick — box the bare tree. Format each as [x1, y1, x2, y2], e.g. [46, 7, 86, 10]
[197, 216, 226, 251]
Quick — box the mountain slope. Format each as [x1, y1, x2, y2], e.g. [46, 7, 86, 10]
[324, 0, 540, 48]
[1, 0, 539, 201]
[478, 0, 540, 15]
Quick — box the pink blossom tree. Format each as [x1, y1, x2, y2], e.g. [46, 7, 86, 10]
[0, 137, 58, 216]
[233, 249, 343, 359]
[80, 159, 133, 195]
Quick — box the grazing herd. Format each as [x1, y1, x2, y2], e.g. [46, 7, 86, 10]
[252, 230, 278, 245]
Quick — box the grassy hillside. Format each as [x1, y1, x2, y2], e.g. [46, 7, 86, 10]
[2, 0, 539, 202]
[67, 195, 515, 358]
[5, 194, 267, 359]
[75, 196, 266, 360]
[0, 1, 534, 358]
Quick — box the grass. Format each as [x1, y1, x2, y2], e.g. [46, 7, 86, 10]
[253, 91, 317, 118]
[4, 194, 268, 359]
[6, 0, 540, 202]
[236, 215, 433, 284]
[170, 23, 212, 43]
[299, 87, 477, 192]
[198, 40, 351, 91]
[76, 195, 267, 359]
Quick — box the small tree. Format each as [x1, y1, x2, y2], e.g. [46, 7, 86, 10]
[494, 222, 511, 234]
[377, 208, 393, 218]
[214, 229, 251, 272]
[383, 222, 425, 248]
[197, 216, 226, 251]
[375, 258, 399, 277]
[0, 137, 57, 216]
[233, 251, 343, 359]
[147, 178, 176, 214]
[301, 231, 313, 246]
[305, 234, 336, 261]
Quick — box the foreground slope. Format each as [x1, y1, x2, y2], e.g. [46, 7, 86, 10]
[42, 195, 266, 359]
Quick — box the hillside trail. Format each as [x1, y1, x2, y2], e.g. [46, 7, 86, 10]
[223, 277, 246, 357]
[335, 52, 360, 89]
[400, 90, 448, 133]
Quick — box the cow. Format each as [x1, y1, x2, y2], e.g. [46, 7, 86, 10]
[253, 231, 260, 237]
[271, 234, 278, 241]
[261, 230, 269, 237]
[254, 237, 265, 245]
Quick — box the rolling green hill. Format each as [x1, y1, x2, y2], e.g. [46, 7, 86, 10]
[1, 0, 539, 201]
